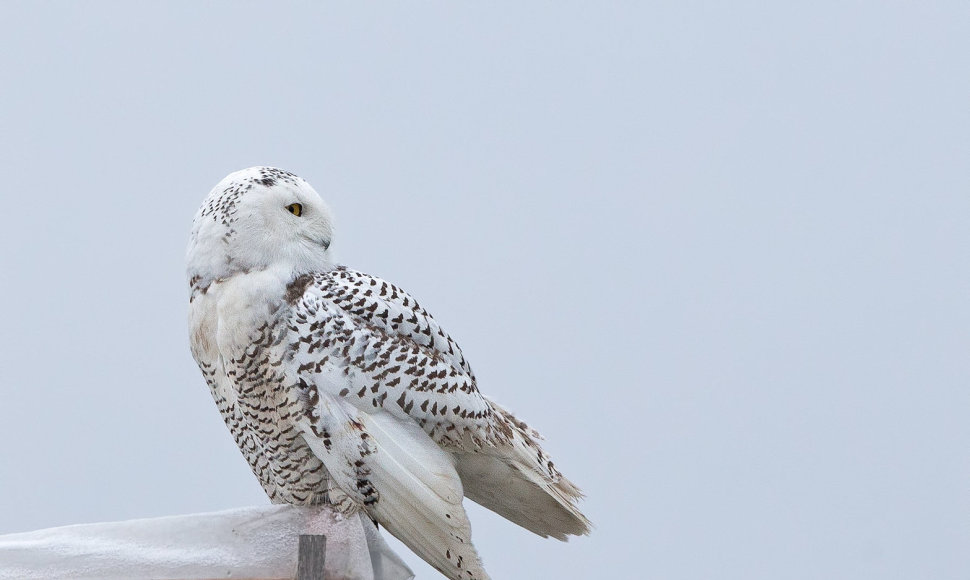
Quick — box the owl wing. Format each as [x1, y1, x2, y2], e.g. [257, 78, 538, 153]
[284, 268, 492, 580]
[283, 268, 589, 580]
[287, 268, 498, 449]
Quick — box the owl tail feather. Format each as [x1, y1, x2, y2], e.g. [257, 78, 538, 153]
[300, 400, 491, 580]
[455, 399, 592, 541]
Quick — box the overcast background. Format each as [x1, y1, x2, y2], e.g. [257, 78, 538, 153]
[1, 3, 968, 579]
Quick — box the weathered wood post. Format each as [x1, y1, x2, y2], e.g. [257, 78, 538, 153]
[297, 534, 328, 580]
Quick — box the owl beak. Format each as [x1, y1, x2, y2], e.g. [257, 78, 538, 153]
[301, 234, 331, 250]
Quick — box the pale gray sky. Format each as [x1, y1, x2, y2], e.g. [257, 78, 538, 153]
[0, 3, 967, 579]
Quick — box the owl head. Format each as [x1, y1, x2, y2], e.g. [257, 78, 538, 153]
[186, 167, 335, 289]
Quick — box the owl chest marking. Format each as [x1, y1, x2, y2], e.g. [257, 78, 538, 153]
[194, 270, 329, 505]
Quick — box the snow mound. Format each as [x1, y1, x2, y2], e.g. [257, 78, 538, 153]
[0, 504, 413, 580]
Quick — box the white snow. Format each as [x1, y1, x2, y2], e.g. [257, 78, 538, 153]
[0, 505, 413, 580]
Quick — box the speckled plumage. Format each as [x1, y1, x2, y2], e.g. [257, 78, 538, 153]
[187, 167, 590, 580]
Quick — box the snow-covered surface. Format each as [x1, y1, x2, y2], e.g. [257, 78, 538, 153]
[0, 505, 413, 580]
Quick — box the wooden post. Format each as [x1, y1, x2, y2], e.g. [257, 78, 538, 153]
[297, 534, 327, 580]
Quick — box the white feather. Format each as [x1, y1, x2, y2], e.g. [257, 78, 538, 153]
[187, 167, 591, 580]
[298, 395, 489, 580]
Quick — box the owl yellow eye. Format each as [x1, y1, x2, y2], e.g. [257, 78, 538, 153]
[286, 203, 303, 217]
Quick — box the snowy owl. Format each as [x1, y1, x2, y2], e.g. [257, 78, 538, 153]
[186, 167, 590, 580]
